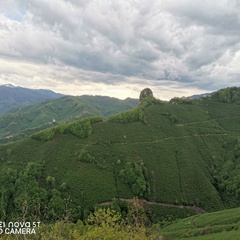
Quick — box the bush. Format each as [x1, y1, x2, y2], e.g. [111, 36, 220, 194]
[119, 162, 150, 197]
[108, 108, 147, 124]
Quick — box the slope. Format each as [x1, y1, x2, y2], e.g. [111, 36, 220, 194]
[0, 84, 63, 115]
[0, 95, 138, 143]
[1, 88, 240, 223]
[160, 207, 240, 239]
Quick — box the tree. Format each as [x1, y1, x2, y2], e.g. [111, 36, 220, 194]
[120, 162, 150, 197]
[14, 163, 48, 220]
[48, 189, 65, 220]
[77, 207, 149, 239]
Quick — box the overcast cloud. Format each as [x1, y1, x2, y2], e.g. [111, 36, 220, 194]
[0, 0, 239, 99]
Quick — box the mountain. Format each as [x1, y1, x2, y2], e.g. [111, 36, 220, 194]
[0, 84, 63, 115]
[0, 95, 138, 143]
[188, 92, 213, 99]
[1, 87, 240, 224]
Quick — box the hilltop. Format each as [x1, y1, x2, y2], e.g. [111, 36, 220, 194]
[1, 87, 240, 224]
[0, 95, 138, 143]
[0, 84, 63, 115]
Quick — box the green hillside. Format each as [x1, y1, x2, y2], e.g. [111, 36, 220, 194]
[1, 87, 240, 224]
[0, 95, 138, 143]
[0, 84, 63, 115]
[160, 207, 240, 239]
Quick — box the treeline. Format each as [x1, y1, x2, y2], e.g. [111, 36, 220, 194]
[108, 95, 162, 124]
[32, 117, 103, 141]
[120, 161, 150, 197]
[0, 201, 162, 239]
[108, 108, 147, 124]
[212, 136, 240, 206]
[212, 87, 240, 104]
[0, 162, 68, 222]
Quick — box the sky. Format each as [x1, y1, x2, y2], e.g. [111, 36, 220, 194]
[0, 0, 240, 100]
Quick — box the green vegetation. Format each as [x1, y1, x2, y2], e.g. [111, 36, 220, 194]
[1, 87, 240, 237]
[119, 161, 150, 197]
[212, 86, 240, 104]
[0, 201, 156, 239]
[0, 84, 63, 115]
[108, 89, 162, 124]
[108, 108, 147, 124]
[0, 203, 240, 239]
[32, 117, 103, 141]
[0, 162, 69, 222]
[160, 206, 240, 239]
[0, 95, 138, 143]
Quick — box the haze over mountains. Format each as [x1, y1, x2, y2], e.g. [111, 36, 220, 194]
[0, 84, 139, 143]
[0, 84, 234, 144]
[0, 84, 63, 115]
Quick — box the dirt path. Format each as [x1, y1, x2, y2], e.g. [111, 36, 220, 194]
[99, 198, 205, 214]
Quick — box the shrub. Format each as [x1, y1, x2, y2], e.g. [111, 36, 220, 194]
[119, 162, 150, 197]
[108, 108, 147, 124]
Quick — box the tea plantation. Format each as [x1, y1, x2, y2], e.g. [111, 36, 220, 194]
[160, 207, 240, 239]
[1, 87, 240, 225]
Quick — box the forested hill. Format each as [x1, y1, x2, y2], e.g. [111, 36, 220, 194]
[0, 95, 138, 143]
[0, 84, 63, 115]
[1, 87, 240, 224]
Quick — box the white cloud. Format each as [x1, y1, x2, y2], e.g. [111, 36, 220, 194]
[0, 0, 239, 99]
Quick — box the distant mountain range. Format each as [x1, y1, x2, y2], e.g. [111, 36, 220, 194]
[0, 94, 138, 143]
[0, 84, 63, 115]
[188, 92, 213, 99]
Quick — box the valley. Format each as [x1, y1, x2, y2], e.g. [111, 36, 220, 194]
[0, 95, 138, 143]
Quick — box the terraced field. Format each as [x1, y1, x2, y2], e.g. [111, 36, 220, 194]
[1, 88, 240, 223]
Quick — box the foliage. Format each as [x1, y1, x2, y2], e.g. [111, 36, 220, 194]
[13, 162, 48, 220]
[215, 88, 231, 103]
[170, 97, 193, 104]
[235, 137, 240, 158]
[74, 202, 150, 239]
[48, 189, 66, 220]
[0, 168, 17, 220]
[2, 87, 240, 225]
[32, 117, 102, 141]
[212, 86, 240, 104]
[77, 149, 93, 163]
[0, 162, 70, 222]
[212, 136, 240, 204]
[160, 206, 240, 239]
[0, 95, 138, 143]
[108, 107, 147, 124]
[139, 96, 163, 108]
[146, 204, 195, 224]
[120, 162, 150, 197]
[1, 206, 240, 239]
[0, 202, 158, 240]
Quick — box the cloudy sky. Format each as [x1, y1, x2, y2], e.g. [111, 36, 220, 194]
[0, 0, 240, 99]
